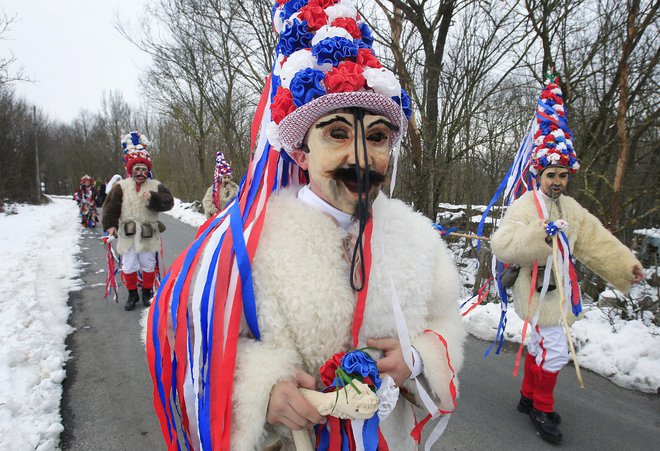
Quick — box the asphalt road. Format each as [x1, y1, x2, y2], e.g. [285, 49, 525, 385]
[60, 212, 197, 450]
[61, 213, 659, 450]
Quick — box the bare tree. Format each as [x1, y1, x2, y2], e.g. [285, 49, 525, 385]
[0, 10, 25, 86]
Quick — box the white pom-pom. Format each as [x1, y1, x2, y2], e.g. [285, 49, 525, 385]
[363, 67, 400, 97]
[273, 54, 286, 77]
[266, 121, 282, 151]
[547, 152, 561, 163]
[312, 25, 353, 46]
[572, 161, 580, 170]
[273, 7, 285, 33]
[279, 49, 317, 88]
[551, 129, 563, 138]
[325, 2, 357, 22]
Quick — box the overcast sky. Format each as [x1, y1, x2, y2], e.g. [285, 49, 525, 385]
[2, 0, 151, 123]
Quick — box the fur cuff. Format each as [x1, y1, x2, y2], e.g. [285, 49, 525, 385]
[148, 184, 174, 212]
[231, 338, 301, 451]
[411, 319, 465, 412]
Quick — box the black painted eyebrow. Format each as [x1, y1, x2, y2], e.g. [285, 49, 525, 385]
[315, 116, 352, 129]
[368, 118, 399, 132]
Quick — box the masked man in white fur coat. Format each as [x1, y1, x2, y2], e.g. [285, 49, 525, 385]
[234, 106, 466, 449]
[491, 77, 643, 445]
[103, 132, 173, 311]
[147, 1, 465, 450]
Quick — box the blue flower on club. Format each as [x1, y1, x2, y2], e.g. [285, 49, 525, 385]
[546, 221, 559, 236]
[341, 350, 381, 389]
[392, 88, 413, 120]
[278, 19, 314, 57]
[290, 68, 326, 107]
[313, 37, 358, 66]
[358, 22, 374, 46]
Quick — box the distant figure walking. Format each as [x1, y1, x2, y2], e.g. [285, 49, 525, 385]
[202, 151, 239, 218]
[102, 131, 173, 311]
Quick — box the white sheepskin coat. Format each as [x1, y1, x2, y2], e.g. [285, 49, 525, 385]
[491, 191, 641, 327]
[116, 178, 163, 254]
[231, 187, 466, 450]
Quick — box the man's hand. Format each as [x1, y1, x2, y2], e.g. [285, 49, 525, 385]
[266, 370, 325, 430]
[106, 227, 117, 237]
[367, 337, 412, 386]
[143, 191, 152, 200]
[632, 264, 645, 283]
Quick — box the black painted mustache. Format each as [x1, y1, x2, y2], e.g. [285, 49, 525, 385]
[329, 166, 385, 187]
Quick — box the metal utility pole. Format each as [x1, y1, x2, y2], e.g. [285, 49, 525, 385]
[34, 106, 41, 201]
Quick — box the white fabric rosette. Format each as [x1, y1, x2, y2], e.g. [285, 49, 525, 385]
[279, 50, 319, 89]
[547, 152, 561, 163]
[325, 1, 358, 22]
[272, 54, 286, 77]
[312, 25, 354, 46]
[363, 67, 401, 97]
[273, 7, 285, 33]
[266, 121, 282, 151]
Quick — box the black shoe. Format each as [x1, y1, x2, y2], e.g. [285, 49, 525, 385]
[141, 288, 153, 307]
[124, 289, 139, 311]
[518, 395, 561, 424]
[530, 407, 563, 444]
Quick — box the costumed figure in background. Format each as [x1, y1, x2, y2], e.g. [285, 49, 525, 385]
[489, 73, 644, 444]
[74, 174, 99, 228]
[102, 131, 174, 311]
[147, 1, 466, 450]
[202, 151, 239, 218]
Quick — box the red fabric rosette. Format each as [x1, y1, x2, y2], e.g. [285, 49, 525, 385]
[356, 48, 382, 69]
[271, 87, 296, 124]
[319, 351, 345, 386]
[299, 4, 329, 31]
[310, 0, 337, 7]
[324, 61, 365, 93]
[332, 17, 361, 39]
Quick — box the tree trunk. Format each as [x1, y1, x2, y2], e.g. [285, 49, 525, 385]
[609, 0, 639, 231]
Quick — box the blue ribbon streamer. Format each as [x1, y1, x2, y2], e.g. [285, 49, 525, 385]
[230, 200, 261, 340]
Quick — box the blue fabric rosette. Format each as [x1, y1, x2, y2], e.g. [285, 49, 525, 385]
[290, 68, 327, 107]
[313, 37, 359, 66]
[358, 22, 374, 46]
[392, 89, 413, 121]
[278, 19, 314, 57]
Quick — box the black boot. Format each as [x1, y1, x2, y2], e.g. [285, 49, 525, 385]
[141, 288, 153, 307]
[530, 407, 563, 444]
[517, 394, 561, 424]
[124, 289, 139, 311]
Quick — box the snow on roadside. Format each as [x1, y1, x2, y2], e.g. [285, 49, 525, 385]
[450, 234, 660, 394]
[164, 198, 207, 228]
[0, 196, 82, 450]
